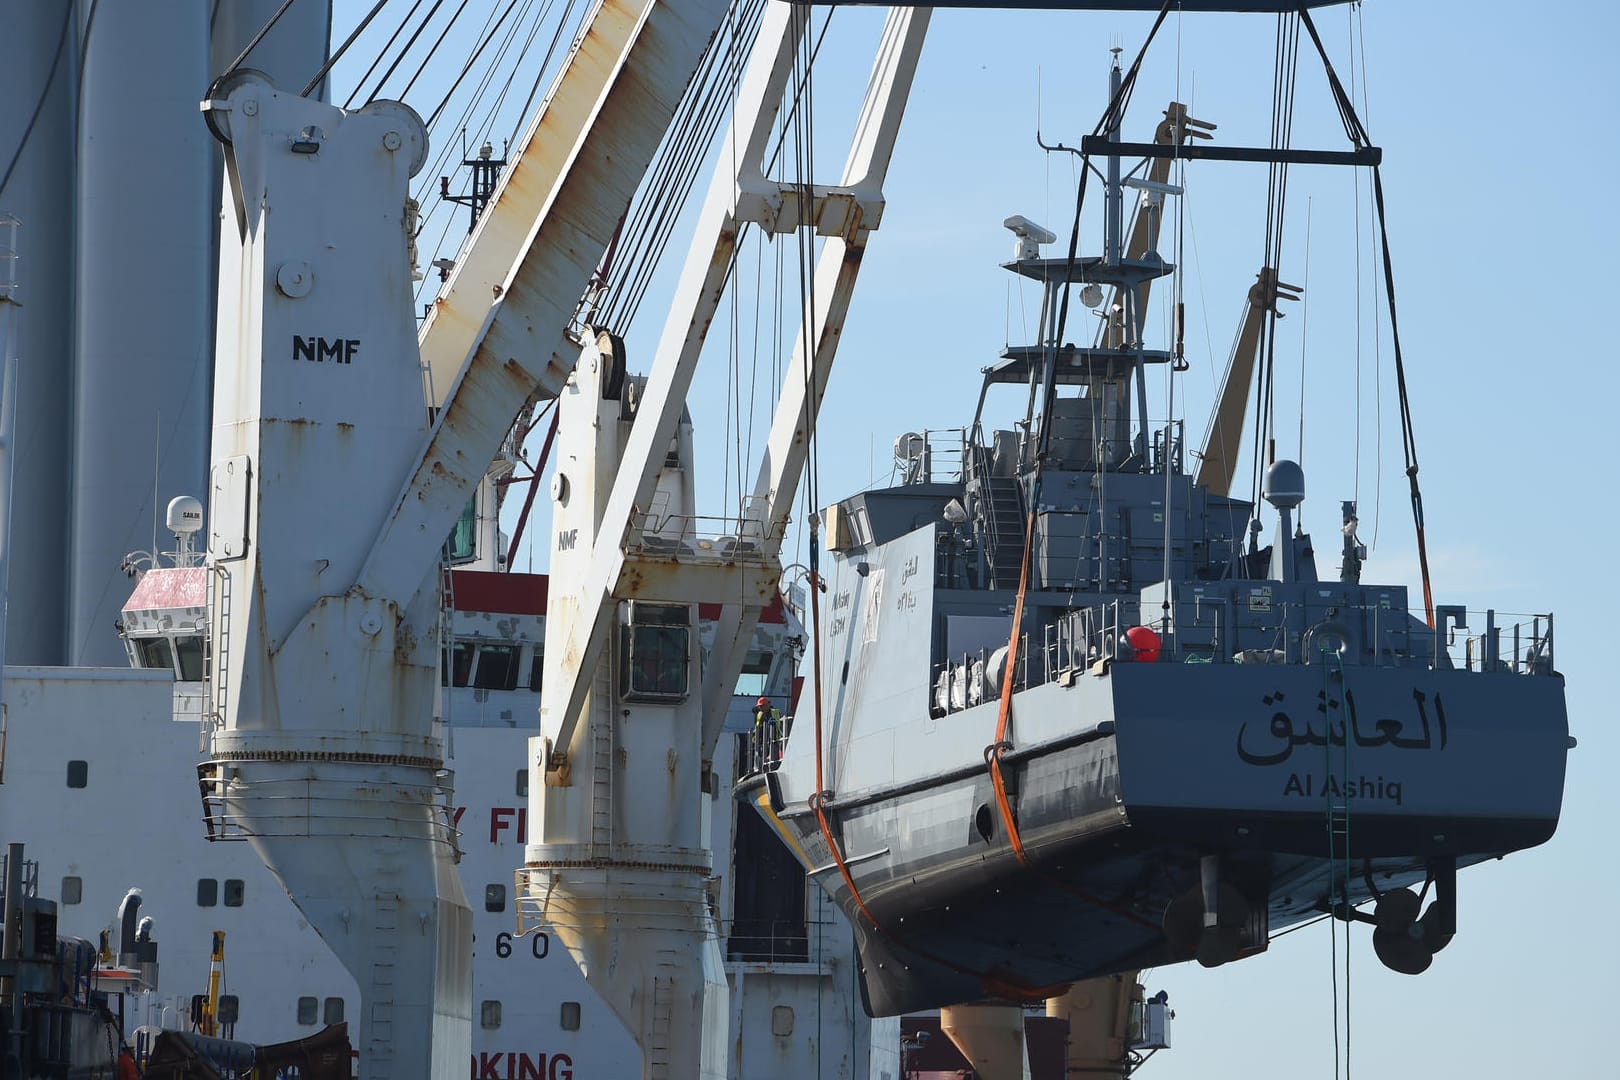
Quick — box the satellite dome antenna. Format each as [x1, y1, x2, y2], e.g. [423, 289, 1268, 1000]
[166, 495, 205, 566]
[1262, 460, 1305, 582]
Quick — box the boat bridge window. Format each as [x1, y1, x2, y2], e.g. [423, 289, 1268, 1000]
[443, 640, 540, 692]
[444, 641, 475, 687]
[134, 637, 173, 671]
[174, 636, 205, 681]
[620, 603, 690, 701]
[66, 760, 88, 788]
[472, 644, 520, 691]
[445, 496, 477, 563]
[732, 649, 775, 699]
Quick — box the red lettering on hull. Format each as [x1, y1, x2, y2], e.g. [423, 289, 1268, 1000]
[469, 1052, 574, 1079]
[488, 806, 528, 844]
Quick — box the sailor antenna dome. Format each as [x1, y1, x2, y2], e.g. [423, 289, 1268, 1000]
[166, 495, 205, 565]
[1262, 459, 1305, 511]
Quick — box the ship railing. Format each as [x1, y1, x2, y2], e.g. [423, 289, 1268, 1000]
[723, 919, 813, 965]
[1436, 608, 1554, 675]
[625, 503, 786, 565]
[894, 427, 967, 486]
[1149, 419, 1186, 475]
[743, 720, 792, 775]
[1035, 599, 1556, 677]
[195, 768, 463, 847]
[930, 636, 1030, 717]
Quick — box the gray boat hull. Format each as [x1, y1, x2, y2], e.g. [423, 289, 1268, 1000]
[746, 660, 1567, 1016]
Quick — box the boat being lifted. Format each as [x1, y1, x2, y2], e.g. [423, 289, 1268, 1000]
[739, 16, 1570, 1019]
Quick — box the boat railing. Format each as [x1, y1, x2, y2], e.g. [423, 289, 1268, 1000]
[894, 427, 967, 486]
[1149, 419, 1186, 475]
[1436, 608, 1554, 675]
[723, 918, 813, 965]
[194, 768, 463, 847]
[626, 503, 786, 564]
[930, 635, 1030, 716]
[1022, 599, 1557, 688]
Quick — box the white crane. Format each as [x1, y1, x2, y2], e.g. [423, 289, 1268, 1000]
[196, 0, 731, 1074]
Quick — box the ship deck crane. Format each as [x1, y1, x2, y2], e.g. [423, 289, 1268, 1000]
[196, 1, 733, 1075]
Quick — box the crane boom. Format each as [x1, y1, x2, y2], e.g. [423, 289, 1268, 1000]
[360, 0, 729, 606]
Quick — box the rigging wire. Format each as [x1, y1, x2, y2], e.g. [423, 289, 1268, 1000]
[1295, 3, 1433, 626]
[420, 0, 518, 128]
[401, 0, 480, 102]
[1249, 11, 1301, 508]
[0, 2, 73, 202]
[217, 0, 302, 84]
[345, 0, 426, 108]
[364, 0, 452, 105]
[510, 0, 582, 141]
[303, 0, 390, 97]
[1298, 196, 1311, 459]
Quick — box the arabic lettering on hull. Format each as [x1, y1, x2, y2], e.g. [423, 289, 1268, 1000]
[1235, 687, 1448, 767]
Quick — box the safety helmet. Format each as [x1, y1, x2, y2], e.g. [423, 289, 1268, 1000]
[756, 697, 770, 708]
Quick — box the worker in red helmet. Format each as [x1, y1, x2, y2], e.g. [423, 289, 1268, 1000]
[753, 696, 783, 771]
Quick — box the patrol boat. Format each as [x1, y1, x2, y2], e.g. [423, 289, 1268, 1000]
[740, 42, 1570, 1019]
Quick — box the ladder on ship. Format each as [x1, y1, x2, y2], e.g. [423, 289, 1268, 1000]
[983, 475, 1028, 589]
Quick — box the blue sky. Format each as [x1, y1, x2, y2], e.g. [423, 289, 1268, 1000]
[335, 1, 1619, 1073]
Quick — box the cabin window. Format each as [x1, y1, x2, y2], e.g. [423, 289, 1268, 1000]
[528, 647, 544, 693]
[559, 1001, 581, 1032]
[174, 636, 205, 681]
[197, 879, 218, 907]
[620, 603, 690, 701]
[733, 649, 774, 698]
[515, 769, 528, 797]
[297, 997, 318, 1025]
[443, 641, 475, 688]
[445, 497, 477, 563]
[324, 998, 344, 1025]
[480, 1000, 502, 1030]
[66, 760, 88, 788]
[484, 884, 506, 913]
[61, 876, 82, 905]
[134, 637, 173, 671]
[473, 644, 520, 691]
[849, 506, 874, 547]
[223, 879, 245, 907]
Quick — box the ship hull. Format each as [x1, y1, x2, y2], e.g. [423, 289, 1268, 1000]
[750, 660, 1567, 1015]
